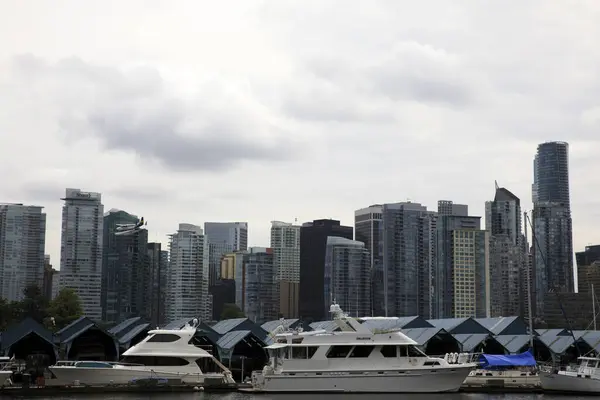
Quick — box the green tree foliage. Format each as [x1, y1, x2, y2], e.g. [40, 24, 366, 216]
[0, 286, 83, 331]
[47, 288, 83, 330]
[220, 303, 245, 320]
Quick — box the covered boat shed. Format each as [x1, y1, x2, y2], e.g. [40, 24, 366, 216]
[56, 317, 118, 361]
[0, 318, 57, 365]
[453, 333, 505, 354]
[402, 328, 461, 355]
[108, 317, 150, 352]
[212, 318, 269, 382]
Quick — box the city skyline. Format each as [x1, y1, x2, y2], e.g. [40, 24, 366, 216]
[2, 1, 600, 268]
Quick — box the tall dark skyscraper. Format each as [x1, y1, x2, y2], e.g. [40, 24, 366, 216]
[102, 209, 148, 323]
[532, 141, 570, 207]
[531, 141, 574, 318]
[299, 219, 353, 322]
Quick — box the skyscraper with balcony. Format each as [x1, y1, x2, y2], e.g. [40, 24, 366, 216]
[204, 222, 248, 286]
[381, 202, 436, 318]
[299, 219, 353, 322]
[531, 141, 574, 317]
[59, 188, 103, 320]
[354, 205, 383, 316]
[270, 221, 300, 317]
[0, 204, 46, 301]
[166, 223, 210, 322]
[324, 237, 371, 318]
[485, 185, 527, 318]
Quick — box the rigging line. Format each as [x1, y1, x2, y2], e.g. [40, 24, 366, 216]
[526, 212, 581, 357]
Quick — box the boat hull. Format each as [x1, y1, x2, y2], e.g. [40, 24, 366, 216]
[540, 371, 600, 394]
[48, 366, 208, 385]
[251, 366, 473, 393]
[0, 371, 12, 385]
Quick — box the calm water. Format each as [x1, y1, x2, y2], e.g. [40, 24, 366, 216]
[0, 394, 592, 400]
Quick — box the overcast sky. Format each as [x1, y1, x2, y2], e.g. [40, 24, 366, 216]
[1, 0, 600, 267]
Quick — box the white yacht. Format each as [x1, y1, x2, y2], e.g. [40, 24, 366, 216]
[49, 320, 234, 386]
[248, 303, 477, 393]
[540, 356, 600, 394]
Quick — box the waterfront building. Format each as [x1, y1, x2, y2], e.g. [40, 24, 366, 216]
[0, 203, 46, 302]
[270, 220, 300, 317]
[531, 141, 574, 317]
[59, 189, 103, 321]
[166, 223, 210, 322]
[354, 205, 383, 317]
[324, 237, 371, 318]
[204, 222, 248, 286]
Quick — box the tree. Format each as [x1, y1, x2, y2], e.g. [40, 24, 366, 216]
[47, 288, 83, 330]
[220, 303, 245, 320]
[20, 285, 49, 323]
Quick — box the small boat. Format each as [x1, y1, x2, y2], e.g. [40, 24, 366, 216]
[540, 356, 600, 394]
[463, 350, 539, 388]
[248, 302, 477, 393]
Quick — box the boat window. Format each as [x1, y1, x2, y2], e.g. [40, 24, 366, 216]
[307, 346, 319, 359]
[408, 346, 424, 357]
[380, 346, 397, 358]
[147, 334, 181, 343]
[424, 361, 440, 366]
[349, 345, 374, 358]
[398, 346, 408, 357]
[291, 347, 307, 359]
[121, 356, 189, 366]
[326, 345, 353, 358]
[276, 338, 287, 344]
[291, 338, 304, 344]
[195, 357, 223, 373]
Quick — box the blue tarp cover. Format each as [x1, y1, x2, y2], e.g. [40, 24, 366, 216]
[478, 350, 536, 369]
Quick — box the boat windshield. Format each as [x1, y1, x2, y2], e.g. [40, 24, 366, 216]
[75, 361, 114, 368]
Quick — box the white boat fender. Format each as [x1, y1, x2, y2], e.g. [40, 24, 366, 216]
[193, 386, 204, 391]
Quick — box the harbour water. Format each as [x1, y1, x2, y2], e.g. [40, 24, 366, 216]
[0, 393, 590, 400]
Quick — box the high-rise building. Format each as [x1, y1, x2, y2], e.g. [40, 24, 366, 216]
[210, 279, 236, 321]
[102, 209, 148, 323]
[166, 223, 210, 322]
[381, 202, 436, 318]
[270, 221, 300, 317]
[59, 188, 103, 320]
[485, 185, 527, 317]
[531, 141, 574, 318]
[299, 219, 353, 322]
[324, 237, 371, 318]
[532, 141, 571, 206]
[235, 247, 278, 323]
[0, 204, 46, 301]
[147, 242, 168, 327]
[354, 205, 383, 316]
[204, 222, 248, 286]
[270, 221, 300, 282]
[434, 202, 485, 318]
[532, 203, 573, 316]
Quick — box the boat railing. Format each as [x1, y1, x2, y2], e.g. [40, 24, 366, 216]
[429, 352, 482, 365]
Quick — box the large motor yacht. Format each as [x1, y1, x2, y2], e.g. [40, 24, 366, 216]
[540, 356, 600, 394]
[49, 320, 234, 386]
[248, 303, 477, 393]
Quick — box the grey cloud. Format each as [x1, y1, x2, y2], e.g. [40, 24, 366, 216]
[13, 56, 299, 172]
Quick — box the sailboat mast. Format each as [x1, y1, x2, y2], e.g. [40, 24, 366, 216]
[524, 211, 534, 349]
[593, 283, 597, 331]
